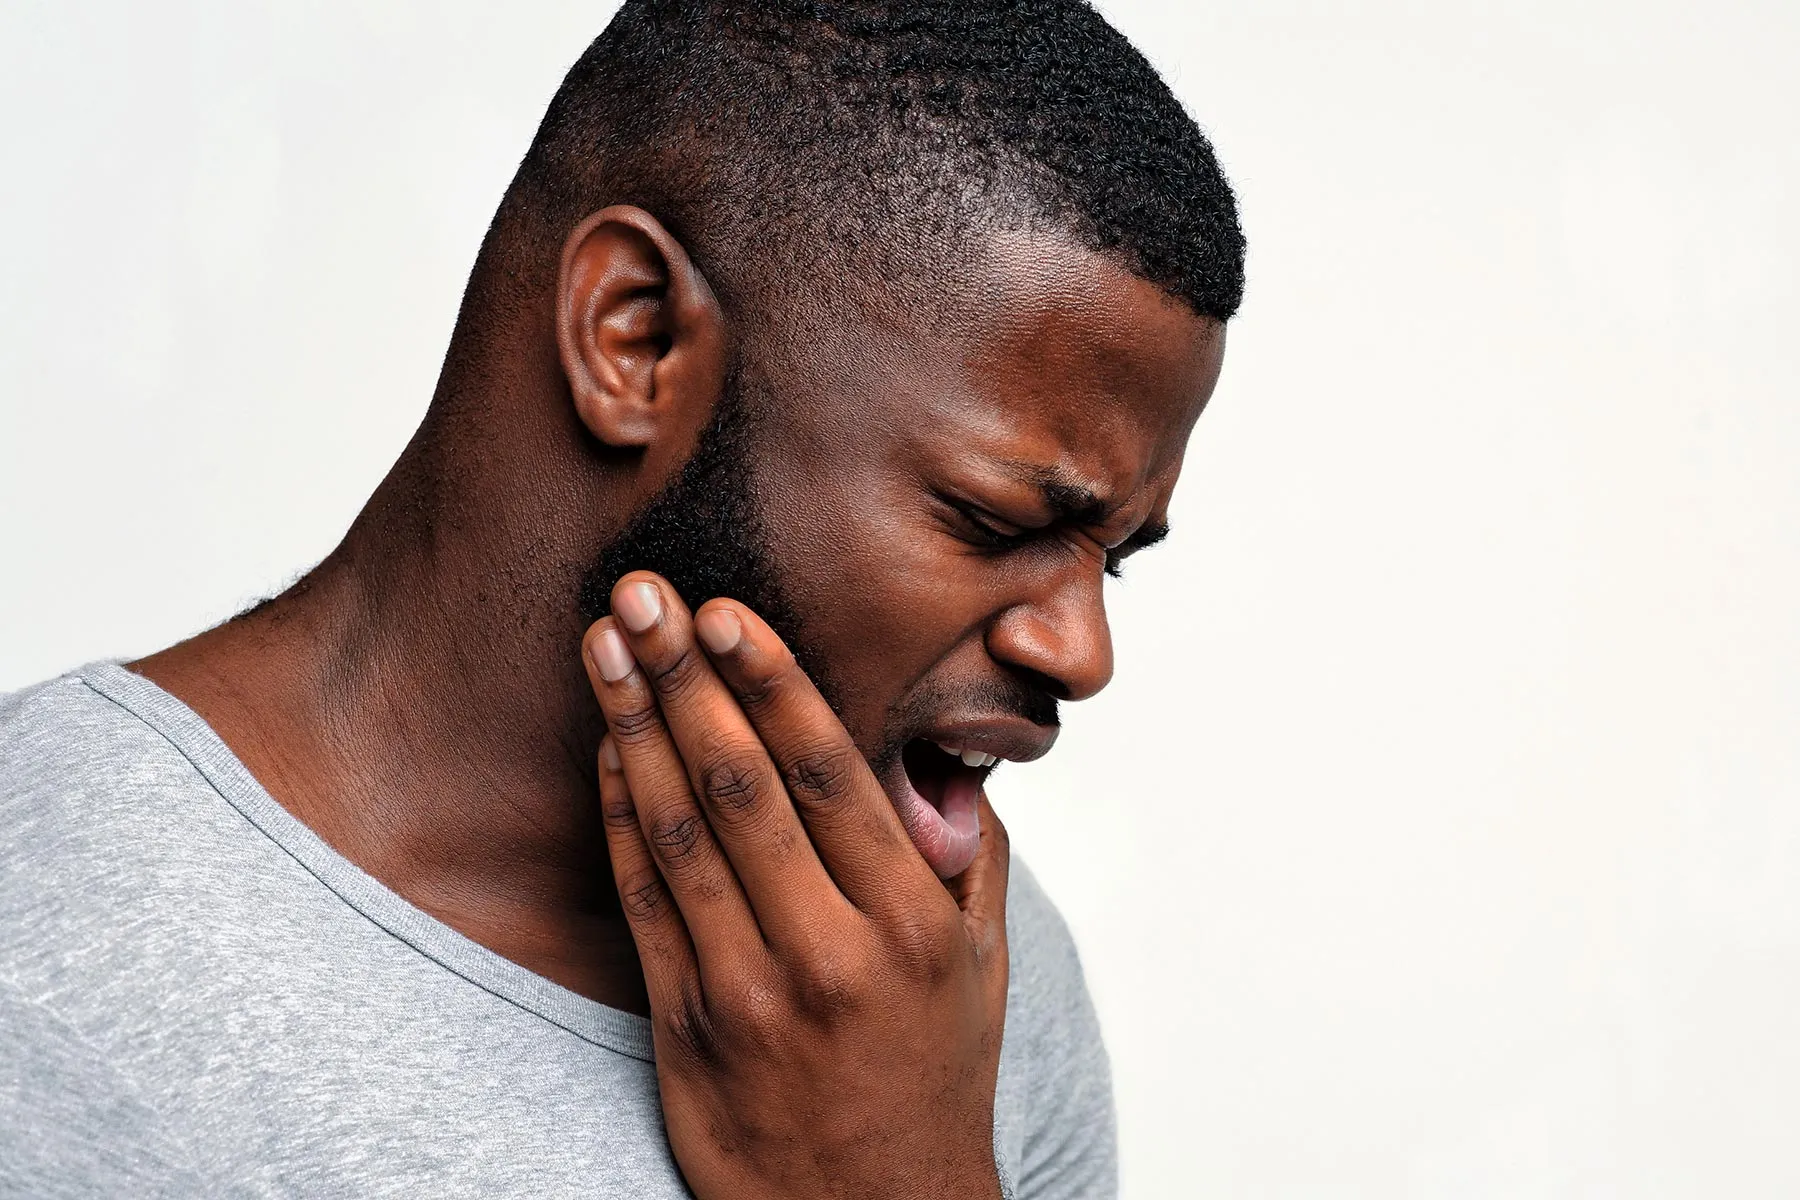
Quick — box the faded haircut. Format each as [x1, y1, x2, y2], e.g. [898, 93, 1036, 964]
[483, 0, 1245, 329]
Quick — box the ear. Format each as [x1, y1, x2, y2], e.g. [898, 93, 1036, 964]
[554, 205, 726, 449]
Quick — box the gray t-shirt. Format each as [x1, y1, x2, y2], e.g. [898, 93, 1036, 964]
[0, 664, 1115, 1198]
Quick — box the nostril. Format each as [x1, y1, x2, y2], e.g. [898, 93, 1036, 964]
[1010, 666, 1070, 705]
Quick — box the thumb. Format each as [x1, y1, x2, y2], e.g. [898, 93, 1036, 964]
[953, 794, 1011, 971]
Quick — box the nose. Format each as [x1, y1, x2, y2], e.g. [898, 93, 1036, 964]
[984, 576, 1115, 703]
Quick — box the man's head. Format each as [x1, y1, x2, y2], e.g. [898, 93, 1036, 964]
[413, 0, 1242, 854]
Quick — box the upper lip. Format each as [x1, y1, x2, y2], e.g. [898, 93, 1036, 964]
[914, 717, 1059, 765]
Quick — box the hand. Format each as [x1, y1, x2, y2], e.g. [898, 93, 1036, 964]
[580, 571, 1010, 1200]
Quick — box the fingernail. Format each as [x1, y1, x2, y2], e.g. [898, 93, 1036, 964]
[614, 582, 662, 634]
[695, 609, 742, 655]
[599, 735, 621, 773]
[590, 627, 635, 682]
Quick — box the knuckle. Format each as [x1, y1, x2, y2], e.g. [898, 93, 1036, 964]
[646, 643, 708, 701]
[790, 951, 864, 1020]
[890, 910, 958, 961]
[714, 974, 785, 1040]
[887, 914, 960, 984]
[600, 791, 639, 829]
[649, 811, 710, 865]
[604, 701, 664, 746]
[782, 745, 856, 811]
[698, 756, 765, 820]
[731, 645, 798, 711]
[617, 870, 670, 922]
[662, 984, 724, 1069]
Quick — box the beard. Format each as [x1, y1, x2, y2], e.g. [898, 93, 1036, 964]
[576, 372, 1060, 789]
[577, 373, 851, 722]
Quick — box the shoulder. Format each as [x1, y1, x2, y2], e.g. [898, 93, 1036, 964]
[0, 666, 191, 792]
[0, 675, 223, 1192]
[0, 666, 232, 965]
[0, 666, 201, 847]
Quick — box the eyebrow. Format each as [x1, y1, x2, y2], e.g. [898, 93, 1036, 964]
[1019, 464, 1173, 554]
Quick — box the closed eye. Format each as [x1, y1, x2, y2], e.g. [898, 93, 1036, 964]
[940, 492, 1170, 581]
[947, 500, 1034, 551]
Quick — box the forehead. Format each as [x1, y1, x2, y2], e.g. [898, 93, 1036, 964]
[770, 233, 1220, 538]
[761, 232, 1226, 525]
[939, 234, 1224, 492]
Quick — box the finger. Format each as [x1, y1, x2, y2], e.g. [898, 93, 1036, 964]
[689, 595, 939, 916]
[608, 573, 853, 945]
[595, 734, 698, 1009]
[955, 796, 1011, 1020]
[953, 794, 1012, 961]
[582, 616, 758, 978]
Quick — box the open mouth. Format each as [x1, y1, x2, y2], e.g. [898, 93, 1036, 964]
[893, 738, 994, 880]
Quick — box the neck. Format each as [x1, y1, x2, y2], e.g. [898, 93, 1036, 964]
[134, 446, 649, 1015]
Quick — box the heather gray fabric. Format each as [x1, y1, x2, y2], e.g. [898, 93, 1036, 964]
[0, 664, 1115, 1199]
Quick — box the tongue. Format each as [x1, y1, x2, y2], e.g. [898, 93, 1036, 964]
[897, 765, 984, 880]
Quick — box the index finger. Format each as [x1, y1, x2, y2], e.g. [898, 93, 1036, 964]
[604, 573, 854, 951]
[691, 597, 942, 915]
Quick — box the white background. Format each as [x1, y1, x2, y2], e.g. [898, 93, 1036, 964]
[4, 2, 1798, 1195]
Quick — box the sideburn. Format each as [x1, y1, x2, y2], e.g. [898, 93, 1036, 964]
[576, 377, 849, 719]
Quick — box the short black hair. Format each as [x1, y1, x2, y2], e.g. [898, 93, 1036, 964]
[495, 0, 1244, 326]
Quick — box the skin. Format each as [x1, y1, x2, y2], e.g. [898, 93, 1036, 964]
[583, 579, 1014, 1197]
[135, 203, 1225, 1193]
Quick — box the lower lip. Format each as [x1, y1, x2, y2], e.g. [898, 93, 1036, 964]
[888, 765, 984, 880]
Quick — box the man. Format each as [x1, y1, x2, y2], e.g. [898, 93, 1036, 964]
[0, 1, 1243, 1195]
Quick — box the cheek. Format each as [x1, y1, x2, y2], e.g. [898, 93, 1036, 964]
[759, 472, 983, 720]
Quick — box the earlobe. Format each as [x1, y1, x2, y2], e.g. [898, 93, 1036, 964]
[555, 205, 726, 450]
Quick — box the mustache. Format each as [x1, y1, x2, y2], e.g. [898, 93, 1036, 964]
[870, 674, 1058, 777]
[964, 674, 1061, 729]
[877, 671, 1061, 767]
